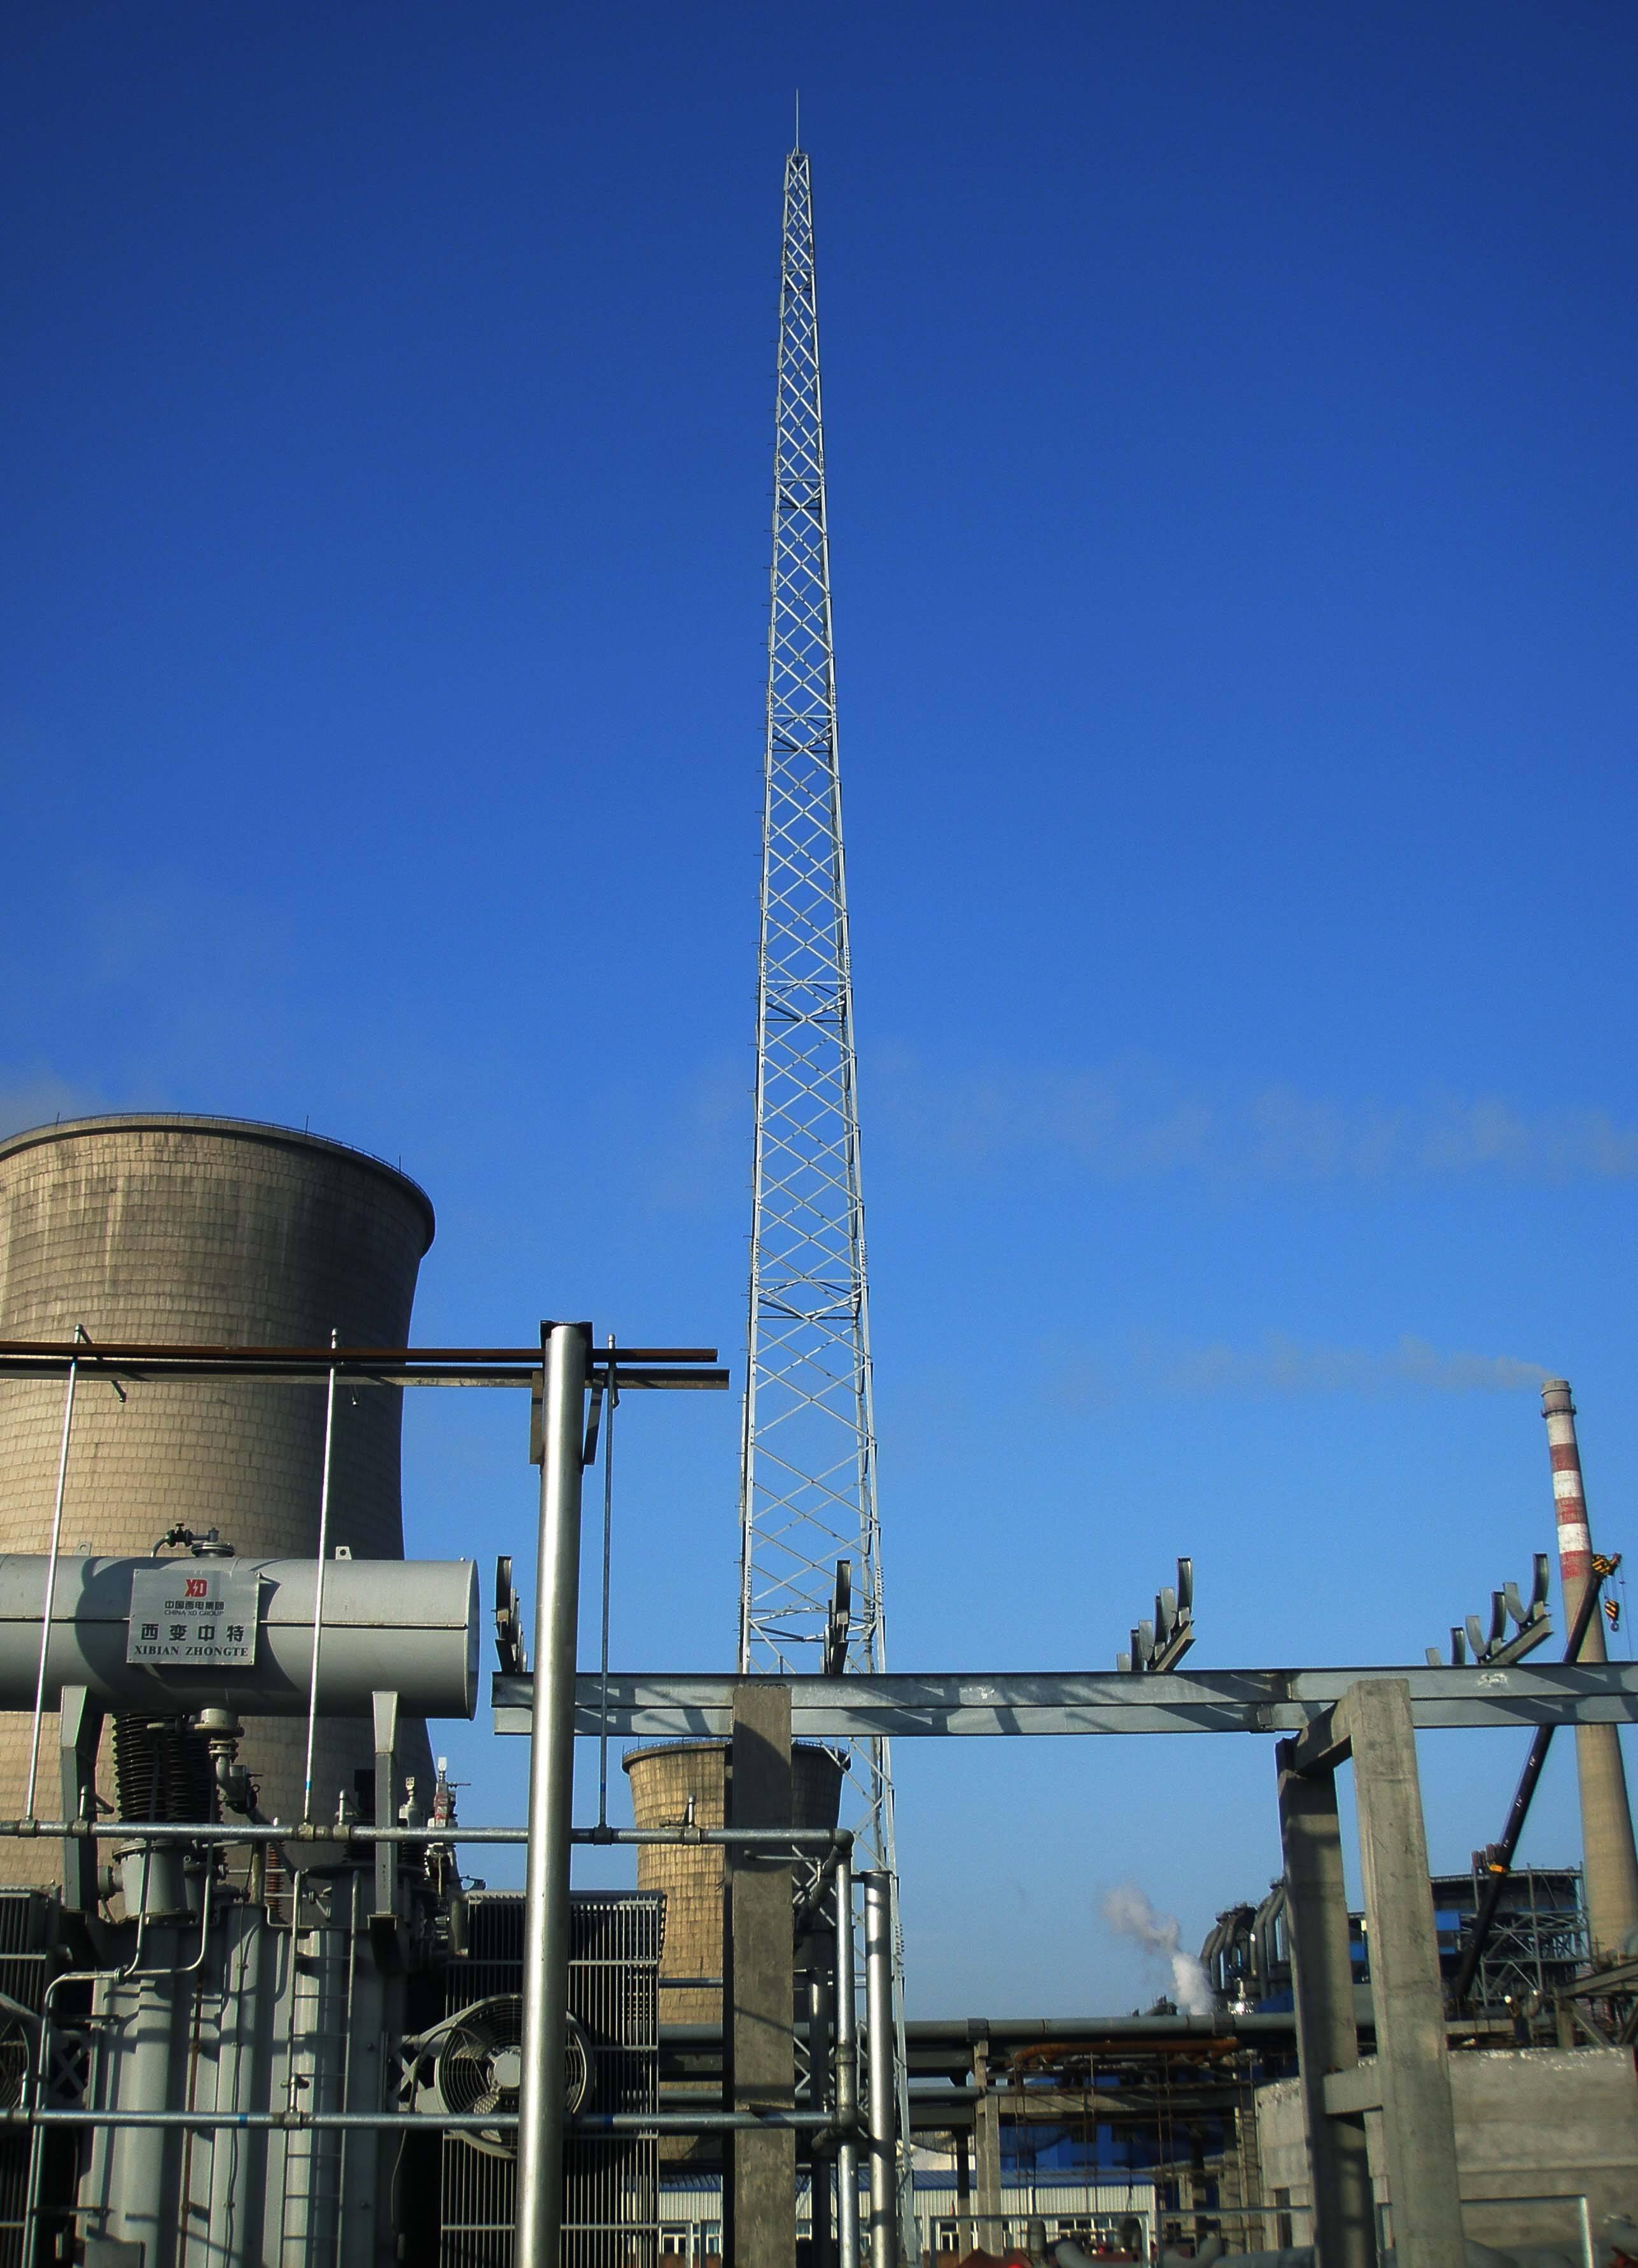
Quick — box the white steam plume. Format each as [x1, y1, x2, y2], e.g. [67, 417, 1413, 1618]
[1051, 1332, 1548, 1412]
[1102, 1883, 1215, 2017]
[0, 1070, 104, 1143]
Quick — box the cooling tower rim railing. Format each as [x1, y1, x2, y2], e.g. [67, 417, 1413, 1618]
[620, 1737, 844, 1761]
[0, 1112, 434, 1249]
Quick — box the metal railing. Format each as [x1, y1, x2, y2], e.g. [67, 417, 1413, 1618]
[1376, 2191, 1595, 2268]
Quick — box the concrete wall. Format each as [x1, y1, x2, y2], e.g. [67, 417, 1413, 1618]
[1256, 2047, 1638, 2250]
[0, 1114, 436, 1881]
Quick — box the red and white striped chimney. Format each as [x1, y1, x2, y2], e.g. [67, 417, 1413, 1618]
[1541, 1379, 1638, 1958]
[1543, 1378, 1600, 1647]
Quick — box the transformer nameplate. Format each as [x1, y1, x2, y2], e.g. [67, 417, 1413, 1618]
[127, 1567, 260, 1666]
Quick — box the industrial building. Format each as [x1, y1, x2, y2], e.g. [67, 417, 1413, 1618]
[0, 127, 1635, 2268]
[1200, 1866, 1591, 2032]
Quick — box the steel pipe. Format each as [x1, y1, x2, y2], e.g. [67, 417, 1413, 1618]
[834, 1855, 860, 2268]
[515, 1322, 588, 2268]
[0, 2109, 852, 2132]
[23, 1343, 80, 1816]
[0, 1338, 719, 1376]
[862, 1871, 895, 2268]
[899, 2013, 1301, 2043]
[808, 1957, 836, 2268]
[301, 1335, 340, 1819]
[0, 1819, 851, 1845]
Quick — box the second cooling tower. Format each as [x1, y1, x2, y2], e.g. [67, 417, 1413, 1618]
[0, 1113, 437, 1880]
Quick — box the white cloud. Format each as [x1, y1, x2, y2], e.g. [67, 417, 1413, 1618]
[871, 1049, 1638, 1185]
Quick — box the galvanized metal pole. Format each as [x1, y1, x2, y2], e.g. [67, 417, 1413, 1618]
[596, 1333, 617, 1829]
[515, 1322, 589, 2268]
[24, 1327, 83, 1817]
[834, 1859, 862, 2268]
[808, 1960, 835, 2268]
[862, 1872, 895, 2268]
[302, 1327, 339, 1821]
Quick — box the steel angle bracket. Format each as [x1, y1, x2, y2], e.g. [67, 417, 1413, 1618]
[1117, 1557, 1194, 1673]
[1425, 1553, 1552, 1668]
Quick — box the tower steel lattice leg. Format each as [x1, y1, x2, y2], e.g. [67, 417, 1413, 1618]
[738, 139, 914, 2253]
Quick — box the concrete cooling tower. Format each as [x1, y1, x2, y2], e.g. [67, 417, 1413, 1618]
[0, 1114, 437, 1886]
[622, 1739, 846, 2029]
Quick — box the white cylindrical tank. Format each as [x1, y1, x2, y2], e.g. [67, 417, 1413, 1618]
[0, 1555, 479, 1719]
[0, 1114, 438, 1874]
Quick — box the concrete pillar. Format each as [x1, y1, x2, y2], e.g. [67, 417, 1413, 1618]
[1232, 2061, 1268, 2255]
[954, 2128, 974, 2258]
[1541, 1380, 1638, 1958]
[1347, 1680, 1464, 2268]
[1275, 1744, 1376, 2268]
[971, 2039, 1004, 2253]
[1188, 2126, 1210, 2246]
[725, 1682, 796, 2268]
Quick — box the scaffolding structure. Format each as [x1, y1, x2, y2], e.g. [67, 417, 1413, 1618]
[1452, 1865, 1588, 2016]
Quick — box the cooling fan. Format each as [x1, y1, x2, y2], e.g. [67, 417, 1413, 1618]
[0, 2012, 31, 2112]
[417, 1995, 590, 2159]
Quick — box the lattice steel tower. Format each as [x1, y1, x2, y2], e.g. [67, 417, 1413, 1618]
[737, 141, 901, 1887]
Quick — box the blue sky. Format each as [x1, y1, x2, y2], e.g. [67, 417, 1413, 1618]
[4, 1, 1638, 2013]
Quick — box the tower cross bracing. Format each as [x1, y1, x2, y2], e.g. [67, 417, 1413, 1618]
[737, 143, 913, 2238]
[738, 147, 896, 1859]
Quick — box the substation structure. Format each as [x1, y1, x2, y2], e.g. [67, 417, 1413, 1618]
[0, 1332, 1636, 2267]
[494, 1658, 1638, 2268]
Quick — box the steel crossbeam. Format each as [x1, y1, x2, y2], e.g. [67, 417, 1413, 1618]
[489, 1660, 1638, 1740]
